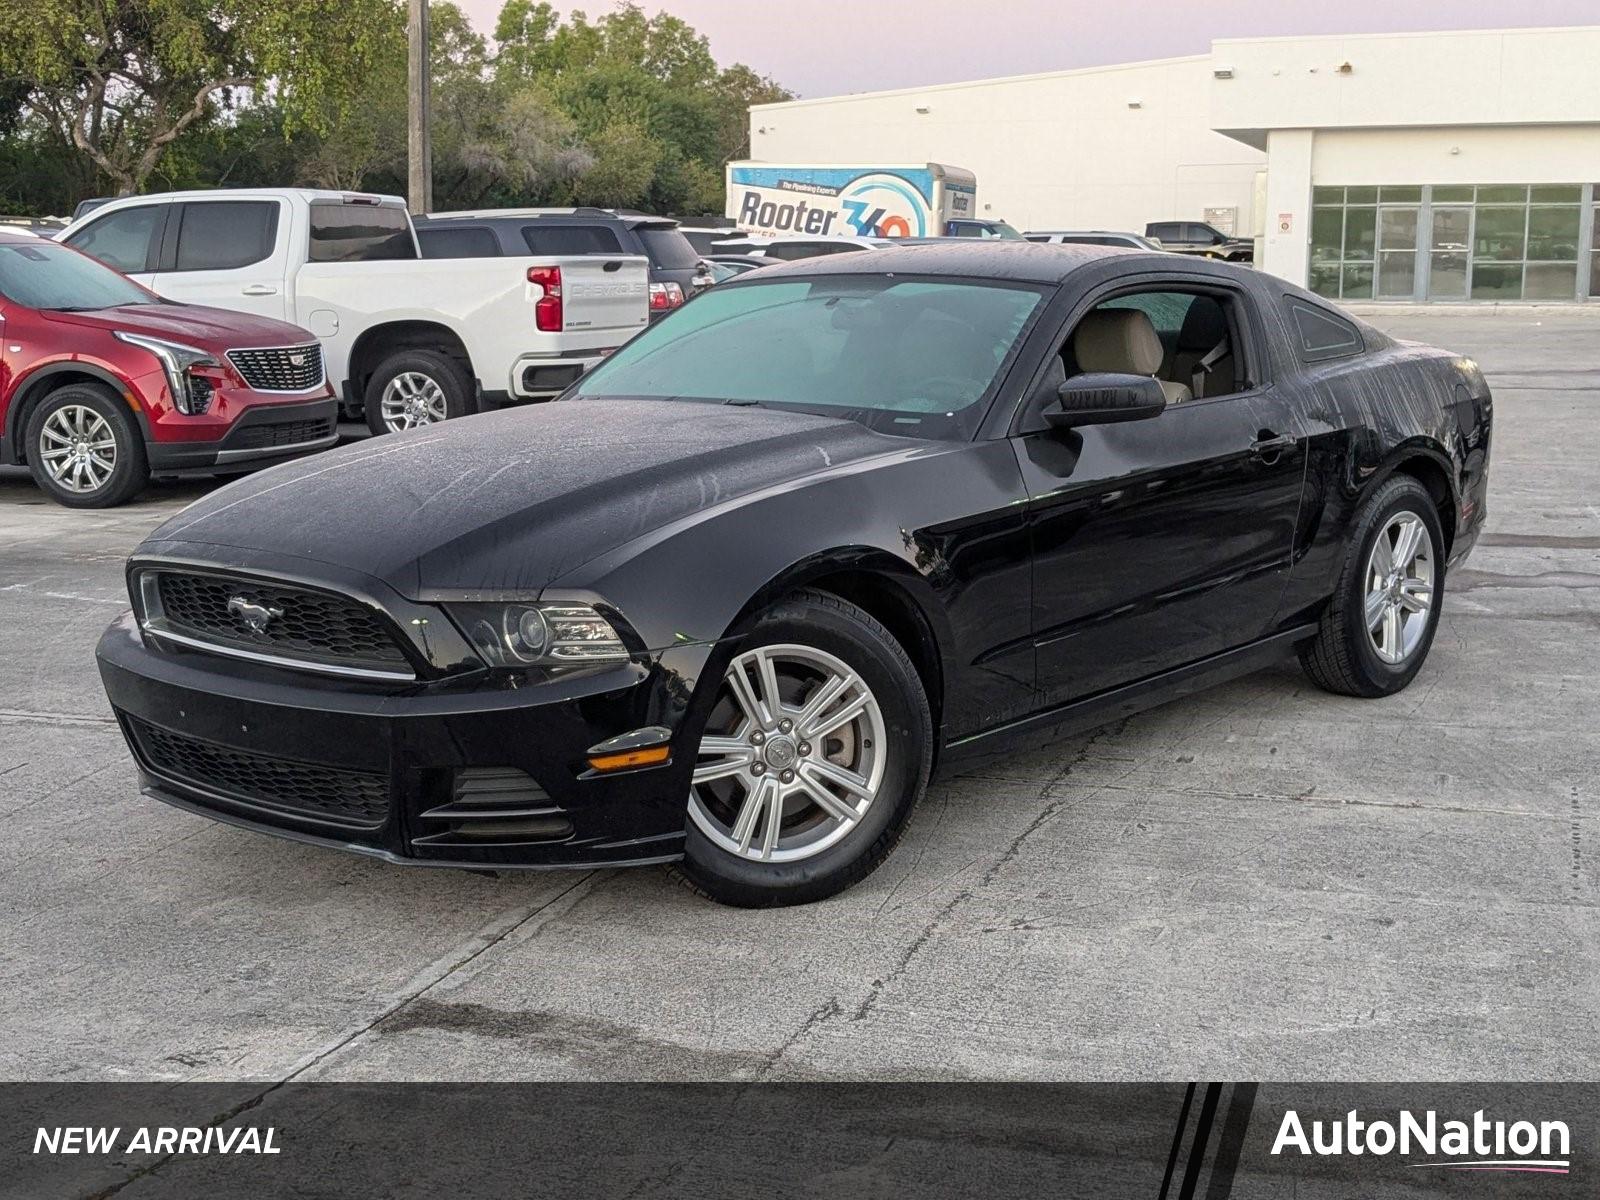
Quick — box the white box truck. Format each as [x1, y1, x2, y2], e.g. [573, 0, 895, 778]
[725, 162, 1018, 240]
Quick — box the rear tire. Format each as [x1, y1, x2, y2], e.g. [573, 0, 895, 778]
[363, 349, 473, 435]
[1300, 474, 1444, 698]
[670, 590, 932, 907]
[24, 384, 148, 508]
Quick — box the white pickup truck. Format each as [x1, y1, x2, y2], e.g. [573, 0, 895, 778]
[58, 188, 649, 434]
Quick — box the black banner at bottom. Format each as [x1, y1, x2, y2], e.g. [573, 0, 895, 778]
[3, 1083, 1592, 1198]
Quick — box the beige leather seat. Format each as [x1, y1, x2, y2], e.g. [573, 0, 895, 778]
[1072, 309, 1191, 404]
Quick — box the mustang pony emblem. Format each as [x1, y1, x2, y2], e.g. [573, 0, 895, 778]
[227, 595, 283, 634]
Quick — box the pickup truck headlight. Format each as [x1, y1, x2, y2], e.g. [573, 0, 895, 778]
[114, 331, 220, 415]
[449, 602, 630, 668]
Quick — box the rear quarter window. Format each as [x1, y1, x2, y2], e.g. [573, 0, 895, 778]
[418, 226, 502, 258]
[520, 225, 625, 256]
[635, 227, 701, 270]
[309, 203, 416, 262]
[1285, 298, 1365, 363]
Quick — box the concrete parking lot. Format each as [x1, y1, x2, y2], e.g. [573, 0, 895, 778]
[1, 308, 1595, 1084]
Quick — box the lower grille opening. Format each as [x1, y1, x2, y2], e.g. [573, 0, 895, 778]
[225, 415, 336, 451]
[126, 717, 389, 830]
[414, 767, 572, 846]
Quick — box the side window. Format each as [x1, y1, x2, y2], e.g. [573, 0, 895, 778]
[1147, 223, 1180, 243]
[1285, 299, 1364, 362]
[172, 201, 279, 271]
[1041, 287, 1248, 411]
[64, 204, 164, 272]
[418, 226, 501, 258]
[521, 225, 624, 256]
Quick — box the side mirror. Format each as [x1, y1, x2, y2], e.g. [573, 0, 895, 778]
[1045, 373, 1167, 429]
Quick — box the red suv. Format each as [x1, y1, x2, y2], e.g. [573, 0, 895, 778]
[0, 230, 337, 507]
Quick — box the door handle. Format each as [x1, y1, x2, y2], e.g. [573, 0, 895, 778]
[241, 284, 278, 296]
[1251, 431, 1296, 462]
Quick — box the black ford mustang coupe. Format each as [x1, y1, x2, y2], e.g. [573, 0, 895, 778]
[97, 244, 1492, 906]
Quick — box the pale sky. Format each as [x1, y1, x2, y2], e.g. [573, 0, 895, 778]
[457, 0, 1600, 98]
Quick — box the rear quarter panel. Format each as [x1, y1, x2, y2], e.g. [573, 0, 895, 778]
[1260, 301, 1492, 627]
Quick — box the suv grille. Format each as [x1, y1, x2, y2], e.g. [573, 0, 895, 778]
[227, 344, 325, 392]
[151, 571, 410, 673]
[128, 718, 389, 828]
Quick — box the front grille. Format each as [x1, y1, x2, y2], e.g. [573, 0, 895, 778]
[152, 571, 410, 672]
[129, 718, 389, 829]
[227, 344, 325, 392]
[226, 415, 336, 451]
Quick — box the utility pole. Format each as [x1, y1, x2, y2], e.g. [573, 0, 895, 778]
[407, 0, 432, 214]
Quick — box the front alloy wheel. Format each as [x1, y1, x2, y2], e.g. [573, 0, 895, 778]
[689, 644, 887, 862]
[39, 404, 117, 494]
[672, 590, 931, 907]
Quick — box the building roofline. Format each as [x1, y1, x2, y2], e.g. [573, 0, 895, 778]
[1212, 24, 1600, 47]
[750, 54, 1209, 112]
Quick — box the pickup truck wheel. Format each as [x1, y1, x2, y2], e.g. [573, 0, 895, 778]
[24, 384, 148, 508]
[364, 349, 472, 435]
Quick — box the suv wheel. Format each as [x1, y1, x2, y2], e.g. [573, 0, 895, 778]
[671, 590, 932, 907]
[364, 349, 472, 435]
[1300, 475, 1445, 698]
[25, 384, 148, 508]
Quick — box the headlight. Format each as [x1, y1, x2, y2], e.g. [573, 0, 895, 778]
[114, 331, 220, 415]
[448, 602, 630, 669]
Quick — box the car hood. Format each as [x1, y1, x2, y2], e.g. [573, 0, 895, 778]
[52, 303, 317, 349]
[139, 399, 913, 595]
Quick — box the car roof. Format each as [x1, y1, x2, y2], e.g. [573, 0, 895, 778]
[0, 229, 41, 242]
[1030, 230, 1144, 238]
[728, 240, 1172, 285]
[421, 208, 678, 230]
[83, 188, 404, 207]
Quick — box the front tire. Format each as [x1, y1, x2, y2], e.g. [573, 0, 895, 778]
[363, 348, 473, 435]
[1300, 474, 1444, 697]
[671, 590, 932, 907]
[24, 384, 148, 508]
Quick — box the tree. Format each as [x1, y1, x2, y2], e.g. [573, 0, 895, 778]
[0, 0, 397, 195]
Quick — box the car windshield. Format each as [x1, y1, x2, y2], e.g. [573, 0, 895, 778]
[571, 274, 1047, 440]
[0, 240, 154, 310]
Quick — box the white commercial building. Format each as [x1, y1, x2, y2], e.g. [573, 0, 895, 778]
[750, 26, 1600, 303]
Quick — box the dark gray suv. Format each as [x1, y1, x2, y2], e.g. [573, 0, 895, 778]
[415, 208, 713, 321]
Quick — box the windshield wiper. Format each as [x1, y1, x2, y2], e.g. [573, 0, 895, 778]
[723, 397, 762, 407]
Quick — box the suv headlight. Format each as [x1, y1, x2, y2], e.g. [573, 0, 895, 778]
[448, 602, 630, 668]
[114, 331, 220, 415]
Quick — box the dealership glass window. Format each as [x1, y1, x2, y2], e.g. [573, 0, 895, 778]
[1592, 189, 1600, 298]
[1315, 184, 1593, 302]
[1309, 187, 1377, 301]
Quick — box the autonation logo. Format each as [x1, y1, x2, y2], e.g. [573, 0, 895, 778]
[1272, 1109, 1571, 1175]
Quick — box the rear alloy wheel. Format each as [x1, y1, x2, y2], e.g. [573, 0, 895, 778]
[364, 348, 472, 435]
[25, 384, 148, 508]
[1300, 474, 1445, 697]
[673, 591, 931, 906]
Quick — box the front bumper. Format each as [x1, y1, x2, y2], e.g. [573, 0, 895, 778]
[145, 396, 340, 474]
[96, 613, 697, 869]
